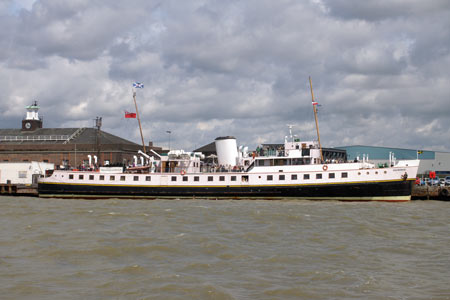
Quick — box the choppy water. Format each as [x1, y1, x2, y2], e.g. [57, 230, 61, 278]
[0, 197, 449, 300]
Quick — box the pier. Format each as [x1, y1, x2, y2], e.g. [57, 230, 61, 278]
[0, 184, 38, 196]
[412, 185, 450, 200]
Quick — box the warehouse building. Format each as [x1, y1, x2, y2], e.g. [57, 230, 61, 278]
[336, 145, 450, 176]
[0, 102, 160, 169]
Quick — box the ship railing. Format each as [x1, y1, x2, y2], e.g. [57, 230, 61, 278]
[200, 166, 245, 173]
[0, 135, 70, 142]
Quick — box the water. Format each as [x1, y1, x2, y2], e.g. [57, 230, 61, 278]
[0, 197, 449, 300]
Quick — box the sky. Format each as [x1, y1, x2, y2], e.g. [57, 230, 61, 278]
[1, 0, 450, 152]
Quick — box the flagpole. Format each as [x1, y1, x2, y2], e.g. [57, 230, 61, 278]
[309, 76, 324, 162]
[133, 89, 146, 153]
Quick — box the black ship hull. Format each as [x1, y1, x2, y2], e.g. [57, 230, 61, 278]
[38, 179, 414, 201]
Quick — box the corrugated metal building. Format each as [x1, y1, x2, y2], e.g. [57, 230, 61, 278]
[336, 145, 450, 175]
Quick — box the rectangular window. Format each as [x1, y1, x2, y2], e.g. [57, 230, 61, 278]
[99, 175, 105, 180]
[183, 176, 188, 182]
[267, 175, 273, 181]
[43, 159, 49, 163]
[231, 176, 236, 181]
[208, 176, 213, 182]
[145, 176, 151, 181]
[329, 173, 335, 179]
[304, 174, 310, 180]
[69, 174, 74, 179]
[18, 171, 27, 178]
[341, 172, 348, 178]
[133, 176, 139, 181]
[110, 175, 115, 181]
[316, 174, 322, 179]
[257, 160, 265, 166]
[291, 174, 297, 180]
[242, 175, 249, 182]
[89, 175, 94, 180]
[171, 176, 177, 182]
[279, 174, 285, 180]
[120, 176, 126, 181]
[219, 176, 225, 181]
[194, 176, 200, 182]
[79, 175, 84, 180]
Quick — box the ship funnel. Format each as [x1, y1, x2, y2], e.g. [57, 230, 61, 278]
[215, 136, 238, 167]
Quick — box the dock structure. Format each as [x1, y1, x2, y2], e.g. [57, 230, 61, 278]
[412, 185, 450, 200]
[0, 184, 38, 196]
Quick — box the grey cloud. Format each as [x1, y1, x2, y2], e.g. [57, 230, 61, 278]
[323, 0, 450, 21]
[1, 0, 450, 153]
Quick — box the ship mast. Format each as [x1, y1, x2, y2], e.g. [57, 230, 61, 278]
[309, 77, 324, 162]
[133, 89, 146, 154]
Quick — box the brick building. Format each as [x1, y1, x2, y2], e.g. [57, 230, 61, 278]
[0, 102, 159, 168]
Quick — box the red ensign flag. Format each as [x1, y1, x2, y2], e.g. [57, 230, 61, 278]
[125, 111, 136, 118]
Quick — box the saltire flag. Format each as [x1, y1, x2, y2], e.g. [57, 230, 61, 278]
[125, 111, 136, 118]
[417, 150, 423, 154]
[133, 82, 144, 88]
[312, 101, 318, 106]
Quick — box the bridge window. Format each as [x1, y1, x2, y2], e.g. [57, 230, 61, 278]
[274, 159, 288, 166]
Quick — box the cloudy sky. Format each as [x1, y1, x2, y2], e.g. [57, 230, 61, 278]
[1, 0, 450, 152]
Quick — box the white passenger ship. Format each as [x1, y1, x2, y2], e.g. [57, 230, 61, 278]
[38, 78, 419, 201]
[38, 132, 419, 201]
